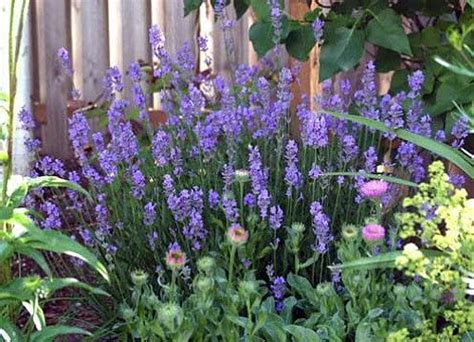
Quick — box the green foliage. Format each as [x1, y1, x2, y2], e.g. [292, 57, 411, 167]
[0, 176, 108, 340]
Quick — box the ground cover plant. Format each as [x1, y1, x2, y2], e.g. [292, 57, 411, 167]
[2, 0, 474, 341]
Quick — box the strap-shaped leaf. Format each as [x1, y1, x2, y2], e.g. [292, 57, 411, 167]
[15, 246, 52, 277]
[25, 230, 109, 282]
[30, 325, 91, 342]
[323, 110, 474, 178]
[0, 318, 25, 342]
[321, 172, 418, 188]
[42, 278, 109, 296]
[0, 240, 14, 264]
[7, 176, 91, 209]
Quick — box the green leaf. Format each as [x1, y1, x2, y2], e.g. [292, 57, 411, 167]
[26, 230, 109, 282]
[250, 0, 270, 21]
[330, 250, 446, 271]
[15, 246, 52, 277]
[375, 48, 401, 73]
[320, 27, 365, 80]
[41, 278, 109, 296]
[285, 25, 316, 61]
[366, 9, 412, 55]
[322, 110, 474, 178]
[249, 21, 275, 57]
[0, 240, 14, 263]
[0, 92, 8, 102]
[320, 172, 419, 188]
[434, 55, 474, 77]
[0, 207, 13, 220]
[261, 314, 287, 342]
[285, 325, 322, 342]
[0, 318, 25, 342]
[30, 325, 91, 342]
[0, 277, 41, 301]
[234, 0, 250, 19]
[183, 0, 203, 17]
[0, 151, 8, 163]
[287, 273, 318, 306]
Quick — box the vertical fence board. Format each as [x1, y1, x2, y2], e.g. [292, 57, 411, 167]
[35, 0, 71, 159]
[163, 1, 198, 60]
[71, 0, 108, 103]
[108, 0, 150, 99]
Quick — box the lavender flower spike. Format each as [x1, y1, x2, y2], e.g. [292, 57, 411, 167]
[310, 201, 333, 254]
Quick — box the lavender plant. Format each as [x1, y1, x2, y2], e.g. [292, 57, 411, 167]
[19, 19, 473, 340]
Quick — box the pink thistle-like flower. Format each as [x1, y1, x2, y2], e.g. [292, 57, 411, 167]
[165, 242, 186, 269]
[362, 224, 385, 242]
[360, 180, 388, 198]
[227, 224, 249, 246]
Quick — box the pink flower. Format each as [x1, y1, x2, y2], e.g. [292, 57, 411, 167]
[227, 224, 249, 246]
[165, 242, 186, 269]
[360, 180, 388, 198]
[362, 224, 385, 242]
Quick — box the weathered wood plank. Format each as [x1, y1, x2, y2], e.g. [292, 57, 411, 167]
[71, 0, 108, 102]
[35, 0, 71, 159]
[108, 0, 150, 99]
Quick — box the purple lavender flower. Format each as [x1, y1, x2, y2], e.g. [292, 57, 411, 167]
[434, 129, 446, 142]
[396, 142, 425, 182]
[57, 48, 73, 76]
[208, 189, 220, 209]
[68, 112, 90, 164]
[257, 189, 271, 220]
[79, 228, 94, 247]
[40, 201, 61, 230]
[269, 205, 283, 230]
[143, 202, 157, 226]
[95, 194, 111, 237]
[35, 156, 66, 177]
[248, 146, 268, 194]
[197, 36, 209, 52]
[244, 193, 256, 208]
[268, 0, 282, 44]
[310, 201, 333, 254]
[113, 122, 139, 162]
[364, 147, 378, 172]
[408, 70, 424, 99]
[128, 62, 149, 122]
[381, 94, 404, 140]
[312, 18, 324, 43]
[270, 276, 286, 313]
[451, 116, 469, 148]
[354, 61, 379, 121]
[82, 165, 104, 187]
[103, 66, 124, 100]
[297, 103, 329, 148]
[331, 268, 343, 293]
[148, 232, 159, 251]
[222, 194, 239, 223]
[342, 134, 358, 163]
[129, 164, 145, 199]
[18, 107, 36, 130]
[449, 173, 465, 188]
[222, 163, 235, 192]
[152, 130, 171, 167]
[284, 140, 303, 196]
[309, 165, 323, 180]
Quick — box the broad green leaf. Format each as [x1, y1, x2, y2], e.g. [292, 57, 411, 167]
[0, 240, 13, 263]
[321, 172, 419, 188]
[0, 207, 13, 220]
[249, 21, 276, 57]
[7, 176, 90, 209]
[285, 325, 323, 342]
[320, 27, 365, 80]
[323, 110, 474, 178]
[25, 230, 109, 282]
[366, 9, 412, 55]
[0, 276, 41, 301]
[30, 325, 91, 342]
[330, 250, 446, 271]
[0, 318, 25, 342]
[15, 246, 52, 277]
[285, 25, 316, 61]
[250, 0, 271, 21]
[287, 273, 318, 306]
[41, 278, 109, 296]
[261, 314, 287, 342]
[183, 0, 203, 17]
[375, 48, 401, 73]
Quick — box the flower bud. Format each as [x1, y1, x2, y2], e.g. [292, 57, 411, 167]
[194, 276, 214, 294]
[131, 270, 148, 286]
[291, 222, 305, 234]
[120, 304, 135, 321]
[234, 169, 250, 183]
[342, 224, 358, 240]
[158, 303, 183, 332]
[239, 280, 258, 299]
[197, 256, 216, 274]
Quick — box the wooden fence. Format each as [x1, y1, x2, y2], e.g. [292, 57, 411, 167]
[28, 0, 260, 159]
